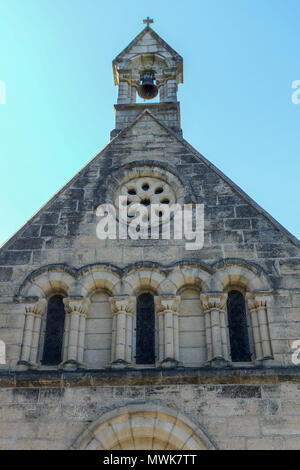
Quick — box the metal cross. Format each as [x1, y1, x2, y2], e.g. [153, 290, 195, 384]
[143, 17, 153, 27]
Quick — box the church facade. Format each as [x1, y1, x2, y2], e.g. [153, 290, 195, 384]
[0, 23, 300, 450]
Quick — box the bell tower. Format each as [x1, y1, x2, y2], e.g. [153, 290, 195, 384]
[111, 19, 183, 138]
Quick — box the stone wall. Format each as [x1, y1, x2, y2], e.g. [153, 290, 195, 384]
[0, 112, 299, 370]
[0, 370, 300, 450]
[0, 109, 300, 450]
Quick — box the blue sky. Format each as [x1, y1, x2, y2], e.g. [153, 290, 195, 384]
[0, 0, 299, 245]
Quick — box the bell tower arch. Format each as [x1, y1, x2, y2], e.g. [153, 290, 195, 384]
[111, 19, 183, 137]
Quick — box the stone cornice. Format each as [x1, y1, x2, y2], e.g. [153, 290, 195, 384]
[1, 367, 300, 388]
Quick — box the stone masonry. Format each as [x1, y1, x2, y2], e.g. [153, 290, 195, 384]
[0, 24, 299, 450]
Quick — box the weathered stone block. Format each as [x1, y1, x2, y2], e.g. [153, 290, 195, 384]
[0, 268, 13, 282]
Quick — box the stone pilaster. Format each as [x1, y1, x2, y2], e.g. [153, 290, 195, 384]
[109, 297, 136, 368]
[200, 293, 229, 367]
[19, 299, 47, 368]
[117, 80, 132, 104]
[62, 297, 90, 370]
[246, 293, 273, 363]
[165, 79, 177, 102]
[154, 296, 181, 368]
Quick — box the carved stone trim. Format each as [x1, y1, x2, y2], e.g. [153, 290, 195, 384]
[109, 297, 136, 315]
[25, 299, 47, 316]
[109, 297, 136, 368]
[154, 296, 181, 315]
[246, 293, 273, 362]
[63, 297, 91, 316]
[154, 296, 181, 367]
[18, 299, 48, 368]
[200, 292, 229, 365]
[199, 293, 227, 313]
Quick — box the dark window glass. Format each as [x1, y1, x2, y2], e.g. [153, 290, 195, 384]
[42, 295, 65, 365]
[136, 293, 155, 364]
[227, 290, 251, 362]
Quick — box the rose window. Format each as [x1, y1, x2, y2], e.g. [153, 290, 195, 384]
[114, 176, 176, 223]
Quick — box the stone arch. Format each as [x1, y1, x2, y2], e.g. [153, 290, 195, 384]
[211, 260, 271, 292]
[122, 268, 167, 295]
[211, 260, 273, 364]
[103, 161, 191, 208]
[167, 264, 211, 294]
[16, 265, 76, 300]
[72, 404, 216, 450]
[76, 265, 121, 298]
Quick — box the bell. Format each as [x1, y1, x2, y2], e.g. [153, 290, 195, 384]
[138, 71, 158, 100]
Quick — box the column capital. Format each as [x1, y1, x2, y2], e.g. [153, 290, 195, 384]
[25, 299, 47, 316]
[246, 292, 272, 310]
[109, 296, 136, 315]
[154, 296, 181, 315]
[63, 297, 91, 316]
[200, 292, 228, 312]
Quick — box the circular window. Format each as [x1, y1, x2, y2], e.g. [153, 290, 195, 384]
[113, 176, 177, 224]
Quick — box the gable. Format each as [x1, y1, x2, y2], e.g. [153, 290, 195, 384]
[0, 110, 299, 297]
[113, 27, 182, 63]
[112, 27, 183, 86]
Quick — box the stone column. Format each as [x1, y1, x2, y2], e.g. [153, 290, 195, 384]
[109, 297, 136, 368]
[118, 80, 132, 104]
[62, 297, 90, 370]
[131, 86, 136, 103]
[165, 79, 177, 102]
[19, 299, 47, 368]
[154, 296, 181, 368]
[246, 293, 273, 363]
[200, 293, 229, 367]
[159, 83, 166, 101]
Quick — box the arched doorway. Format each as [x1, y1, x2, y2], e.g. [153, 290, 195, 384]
[72, 404, 216, 450]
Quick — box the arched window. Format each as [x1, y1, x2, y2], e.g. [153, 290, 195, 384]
[136, 293, 155, 364]
[227, 290, 251, 362]
[42, 295, 65, 365]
